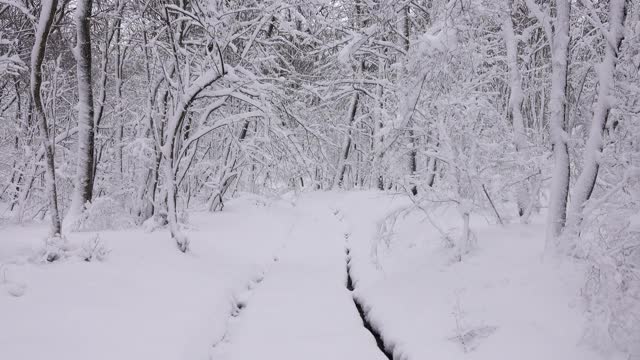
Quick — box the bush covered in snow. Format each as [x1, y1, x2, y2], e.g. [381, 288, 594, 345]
[142, 212, 168, 233]
[79, 235, 110, 262]
[72, 197, 135, 232]
[580, 177, 640, 358]
[39, 235, 70, 263]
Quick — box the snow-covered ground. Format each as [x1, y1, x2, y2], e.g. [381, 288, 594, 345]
[336, 191, 602, 360]
[0, 195, 297, 360]
[211, 192, 386, 360]
[1, 191, 602, 360]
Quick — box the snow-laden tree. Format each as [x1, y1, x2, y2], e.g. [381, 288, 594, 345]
[65, 0, 96, 229]
[29, 0, 63, 237]
[522, 0, 573, 249]
[0, 1, 638, 354]
[567, 0, 627, 235]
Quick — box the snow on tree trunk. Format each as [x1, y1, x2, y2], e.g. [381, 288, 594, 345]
[372, 57, 385, 190]
[399, 5, 418, 196]
[333, 92, 360, 189]
[568, 0, 627, 235]
[161, 69, 226, 252]
[115, 13, 125, 181]
[503, 0, 529, 219]
[30, 0, 62, 237]
[425, 155, 437, 187]
[163, 151, 188, 252]
[545, 0, 572, 250]
[66, 0, 96, 229]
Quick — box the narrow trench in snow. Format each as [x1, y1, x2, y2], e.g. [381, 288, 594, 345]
[231, 253, 281, 318]
[345, 248, 394, 360]
[212, 254, 280, 348]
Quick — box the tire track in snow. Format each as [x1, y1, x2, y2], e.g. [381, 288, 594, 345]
[345, 245, 394, 360]
[334, 208, 395, 360]
[211, 219, 297, 350]
[211, 257, 273, 349]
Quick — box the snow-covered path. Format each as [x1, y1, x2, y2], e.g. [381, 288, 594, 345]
[1, 192, 604, 360]
[212, 194, 387, 360]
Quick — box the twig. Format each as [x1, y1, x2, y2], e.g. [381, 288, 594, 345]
[482, 184, 503, 225]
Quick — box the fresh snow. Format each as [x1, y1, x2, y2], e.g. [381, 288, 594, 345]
[211, 192, 386, 360]
[1, 192, 604, 360]
[335, 191, 602, 360]
[1, 195, 296, 360]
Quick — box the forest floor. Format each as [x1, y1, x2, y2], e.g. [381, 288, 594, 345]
[0, 191, 603, 360]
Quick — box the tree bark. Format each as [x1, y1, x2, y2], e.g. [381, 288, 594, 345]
[67, 0, 96, 226]
[30, 0, 62, 237]
[115, 9, 125, 180]
[503, 0, 529, 218]
[334, 92, 359, 188]
[400, 5, 418, 196]
[162, 68, 226, 252]
[545, 0, 572, 248]
[373, 58, 385, 190]
[568, 0, 626, 232]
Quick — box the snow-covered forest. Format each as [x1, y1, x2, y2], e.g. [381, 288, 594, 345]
[0, 0, 639, 359]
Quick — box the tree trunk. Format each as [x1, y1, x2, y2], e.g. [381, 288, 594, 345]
[371, 55, 385, 190]
[67, 0, 96, 227]
[115, 14, 125, 181]
[503, 0, 529, 218]
[163, 151, 188, 251]
[209, 120, 250, 212]
[568, 0, 626, 233]
[30, 0, 62, 237]
[400, 5, 418, 196]
[425, 155, 437, 187]
[545, 0, 572, 249]
[334, 92, 359, 188]
[161, 66, 225, 252]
